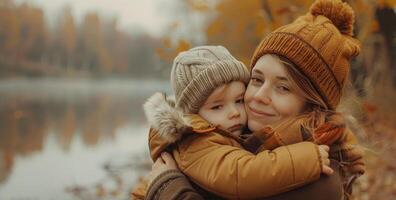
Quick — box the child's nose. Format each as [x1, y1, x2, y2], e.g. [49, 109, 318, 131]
[228, 105, 240, 119]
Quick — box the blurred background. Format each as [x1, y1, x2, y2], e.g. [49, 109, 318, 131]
[0, 0, 395, 199]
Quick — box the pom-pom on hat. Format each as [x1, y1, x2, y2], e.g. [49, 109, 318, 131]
[251, 0, 361, 110]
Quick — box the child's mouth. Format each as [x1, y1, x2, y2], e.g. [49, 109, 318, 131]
[227, 124, 243, 133]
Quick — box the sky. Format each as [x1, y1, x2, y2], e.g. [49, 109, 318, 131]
[15, 0, 172, 36]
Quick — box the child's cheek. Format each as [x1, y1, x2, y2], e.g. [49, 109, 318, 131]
[239, 105, 248, 125]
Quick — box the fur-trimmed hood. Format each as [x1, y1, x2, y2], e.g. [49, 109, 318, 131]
[143, 92, 191, 143]
[143, 93, 194, 143]
[143, 92, 217, 144]
[144, 92, 223, 162]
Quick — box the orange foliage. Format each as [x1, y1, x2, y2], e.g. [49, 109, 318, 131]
[158, 0, 396, 67]
[156, 39, 191, 62]
[206, 0, 266, 65]
[186, 0, 210, 12]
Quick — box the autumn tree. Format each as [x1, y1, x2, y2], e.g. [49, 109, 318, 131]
[53, 6, 77, 70]
[206, 0, 266, 65]
[0, 2, 19, 65]
[102, 18, 124, 73]
[77, 12, 112, 74]
[16, 3, 47, 62]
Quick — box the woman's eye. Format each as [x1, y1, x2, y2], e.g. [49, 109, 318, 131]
[210, 105, 223, 110]
[236, 98, 244, 104]
[277, 85, 290, 93]
[250, 77, 263, 85]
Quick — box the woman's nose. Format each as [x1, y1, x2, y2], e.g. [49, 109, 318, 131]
[254, 85, 271, 104]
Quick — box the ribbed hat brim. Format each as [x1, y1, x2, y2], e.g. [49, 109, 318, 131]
[177, 60, 250, 113]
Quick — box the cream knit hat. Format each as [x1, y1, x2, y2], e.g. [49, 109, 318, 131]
[171, 45, 250, 113]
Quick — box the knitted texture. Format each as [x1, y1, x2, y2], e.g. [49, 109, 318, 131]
[171, 46, 250, 113]
[250, 0, 361, 109]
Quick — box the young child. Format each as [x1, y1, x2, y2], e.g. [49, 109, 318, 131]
[133, 45, 333, 200]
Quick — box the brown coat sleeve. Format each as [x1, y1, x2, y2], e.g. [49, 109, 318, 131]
[145, 169, 204, 200]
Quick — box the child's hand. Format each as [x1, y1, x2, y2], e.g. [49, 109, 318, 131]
[318, 145, 334, 175]
[147, 152, 179, 185]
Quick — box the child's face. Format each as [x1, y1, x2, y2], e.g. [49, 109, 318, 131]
[244, 54, 306, 132]
[198, 81, 247, 137]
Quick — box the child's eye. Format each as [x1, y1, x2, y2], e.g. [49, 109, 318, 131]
[236, 98, 244, 104]
[210, 105, 223, 110]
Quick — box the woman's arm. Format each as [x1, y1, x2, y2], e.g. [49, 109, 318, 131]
[145, 153, 204, 200]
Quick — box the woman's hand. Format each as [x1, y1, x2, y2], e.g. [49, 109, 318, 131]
[318, 145, 334, 175]
[147, 152, 179, 185]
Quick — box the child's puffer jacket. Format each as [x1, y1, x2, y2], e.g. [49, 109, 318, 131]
[143, 93, 323, 199]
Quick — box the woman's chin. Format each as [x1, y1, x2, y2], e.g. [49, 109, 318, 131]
[248, 119, 270, 132]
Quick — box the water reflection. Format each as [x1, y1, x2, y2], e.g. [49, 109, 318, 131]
[0, 79, 170, 199]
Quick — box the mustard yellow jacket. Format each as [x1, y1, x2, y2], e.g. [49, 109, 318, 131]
[143, 93, 322, 199]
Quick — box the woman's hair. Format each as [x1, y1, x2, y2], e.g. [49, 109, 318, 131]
[272, 55, 327, 110]
[270, 54, 334, 132]
[260, 54, 362, 140]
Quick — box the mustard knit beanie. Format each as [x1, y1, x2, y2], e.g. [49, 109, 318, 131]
[171, 45, 250, 113]
[251, 0, 361, 109]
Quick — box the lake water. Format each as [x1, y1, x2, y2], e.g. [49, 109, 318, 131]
[0, 79, 171, 200]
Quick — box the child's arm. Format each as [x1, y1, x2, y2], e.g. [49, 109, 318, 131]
[243, 112, 347, 152]
[243, 119, 304, 153]
[150, 128, 323, 199]
[246, 114, 365, 175]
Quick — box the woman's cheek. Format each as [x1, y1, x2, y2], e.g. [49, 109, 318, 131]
[244, 84, 256, 103]
[272, 96, 289, 117]
[273, 95, 304, 118]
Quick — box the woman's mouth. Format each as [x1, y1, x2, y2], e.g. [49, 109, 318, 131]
[247, 105, 276, 117]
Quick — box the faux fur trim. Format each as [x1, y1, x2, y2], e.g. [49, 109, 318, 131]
[143, 92, 191, 143]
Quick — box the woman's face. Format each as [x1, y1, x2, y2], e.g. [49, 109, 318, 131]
[244, 55, 306, 132]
